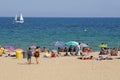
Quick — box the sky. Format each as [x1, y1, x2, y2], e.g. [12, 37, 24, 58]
[0, 0, 120, 17]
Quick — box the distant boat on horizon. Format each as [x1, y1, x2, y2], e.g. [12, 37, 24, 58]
[14, 13, 24, 24]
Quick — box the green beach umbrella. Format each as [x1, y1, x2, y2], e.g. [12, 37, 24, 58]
[99, 43, 107, 48]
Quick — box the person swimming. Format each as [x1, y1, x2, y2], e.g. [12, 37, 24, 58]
[84, 28, 87, 32]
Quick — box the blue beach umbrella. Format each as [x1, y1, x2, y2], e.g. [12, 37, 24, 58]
[49, 41, 66, 47]
[66, 41, 78, 46]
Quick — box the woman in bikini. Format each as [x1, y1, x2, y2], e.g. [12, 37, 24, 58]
[34, 46, 41, 64]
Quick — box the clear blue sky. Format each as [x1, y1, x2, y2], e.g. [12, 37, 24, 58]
[0, 0, 120, 17]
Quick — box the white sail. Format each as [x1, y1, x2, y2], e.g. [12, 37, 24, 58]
[20, 13, 24, 21]
[15, 14, 18, 21]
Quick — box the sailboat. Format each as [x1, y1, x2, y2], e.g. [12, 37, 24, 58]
[14, 13, 24, 23]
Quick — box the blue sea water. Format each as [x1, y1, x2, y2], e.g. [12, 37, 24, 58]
[0, 17, 120, 51]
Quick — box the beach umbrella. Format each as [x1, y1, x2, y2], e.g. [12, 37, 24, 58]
[4, 45, 14, 51]
[66, 41, 78, 46]
[50, 41, 66, 47]
[29, 45, 37, 49]
[80, 43, 89, 48]
[99, 43, 107, 48]
[29, 45, 37, 52]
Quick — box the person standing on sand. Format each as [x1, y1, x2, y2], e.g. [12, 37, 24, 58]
[27, 47, 32, 64]
[76, 43, 81, 56]
[34, 46, 41, 64]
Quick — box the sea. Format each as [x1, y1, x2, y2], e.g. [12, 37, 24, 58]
[0, 17, 120, 51]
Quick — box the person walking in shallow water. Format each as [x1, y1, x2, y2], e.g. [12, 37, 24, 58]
[34, 46, 41, 64]
[27, 47, 32, 64]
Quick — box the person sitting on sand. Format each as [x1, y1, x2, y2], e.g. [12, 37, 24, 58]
[63, 47, 68, 56]
[111, 48, 117, 56]
[43, 47, 48, 53]
[51, 50, 56, 58]
[99, 48, 108, 55]
[78, 47, 93, 60]
[44, 50, 51, 58]
[81, 47, 91, 56]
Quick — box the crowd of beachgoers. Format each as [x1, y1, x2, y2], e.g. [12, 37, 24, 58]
[0, 42, 120, 64]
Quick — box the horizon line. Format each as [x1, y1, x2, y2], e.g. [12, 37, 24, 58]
[0, 16, 120, 18]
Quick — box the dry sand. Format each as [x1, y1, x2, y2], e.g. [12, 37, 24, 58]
[0, 52, 120, 80]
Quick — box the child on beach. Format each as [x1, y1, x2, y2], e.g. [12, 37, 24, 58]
[27, 48, 32, 64]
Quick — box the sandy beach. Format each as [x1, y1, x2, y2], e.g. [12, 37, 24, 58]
[0, 52, 120, 80]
